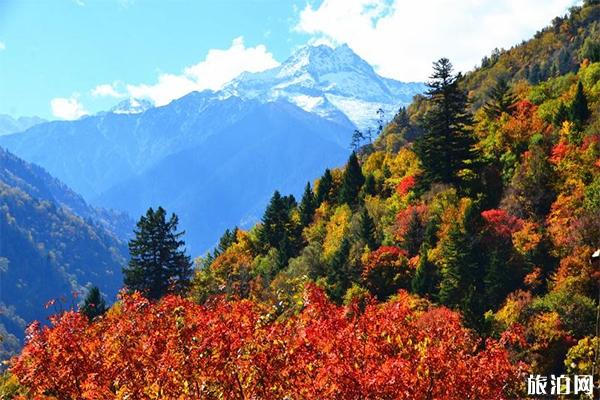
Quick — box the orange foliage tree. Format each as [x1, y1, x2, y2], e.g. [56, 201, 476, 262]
[11, 286, 527, 400]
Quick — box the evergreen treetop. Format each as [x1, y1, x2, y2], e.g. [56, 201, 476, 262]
[123, 207, 192, 300]
[299, 182, 316, 227]
[80, 286, 107, 321]
[415, 58, 477, 187]
[570, 80, 590, 128]
[482, 78, 517, 119]
[316, 169, 334, 205]
[338, 152, 365, 206]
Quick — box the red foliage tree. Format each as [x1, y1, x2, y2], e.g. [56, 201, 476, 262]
[396, 175, 417, 195]
[11, 287, 527, 399]
[481, 209, 524, 239]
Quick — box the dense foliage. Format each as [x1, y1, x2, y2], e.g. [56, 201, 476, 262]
[11, 287, 525, 399]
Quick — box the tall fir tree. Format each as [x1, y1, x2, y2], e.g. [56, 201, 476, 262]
[326, 238, 354, 302]
[483, 249, 508, 310]
[216, 227, 238, 256]
[437, 203, 485, 327]
[401, 209, 426, 257]
[258, 191, 289, 250]
[299, 182, 316, 227]
[482, 78, 517, 119]
[257, 191, 301, 265]
[393, 106, 410, 129]
[414, 58, 476, 187]
[123, 207, 192, 300]
[359, 208, 378, 250]
[80, 286, 107, 321]
[338, 152, 365, 206]
[437, 223, 468, 307]
[316, 169, 334, 205]
[411, 216, 440, 297]
[570, 81, 590, 129]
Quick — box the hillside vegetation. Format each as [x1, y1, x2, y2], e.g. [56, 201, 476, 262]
[0, 147, 129, 359]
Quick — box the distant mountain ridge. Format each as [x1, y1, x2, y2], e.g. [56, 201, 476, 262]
[0, 114, 45, 136]
[0, 44, 424, 253]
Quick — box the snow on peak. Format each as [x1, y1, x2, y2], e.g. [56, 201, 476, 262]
[111, 98, 154, 115]
[222, 43, 424, 129]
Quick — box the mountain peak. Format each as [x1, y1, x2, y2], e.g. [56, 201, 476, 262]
[110, 98, 154, 115]
[278, 43, 374, 78]
[222, 42, 424, 129]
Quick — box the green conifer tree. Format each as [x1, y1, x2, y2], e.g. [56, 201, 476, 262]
[257, 191, 289, 250]
[411, 217, 440, 297]
[482, 78, 517, 119]
[553, 101, 570, 127]
[257, 191, 302, 265]
[437, 224, 467, 307]
[360, 208, 378, 250]
[362, 174, 377, 197]
[338, 152, 365, 206]
[316, 169, 334, 205]
[123, 207, 192, 300]
[401, 209, 425, 257]
[326, 238, 354, 302]
[570, 81, 590, 129]
[414, 58, 476, 186]
[80, 286, 107, 321]
[216, 227, 238, 256]
[299, 182, 316, 227]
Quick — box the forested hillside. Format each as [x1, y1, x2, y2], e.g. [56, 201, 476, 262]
[4, 1, 600, 398]
[0, 147, 128, 359]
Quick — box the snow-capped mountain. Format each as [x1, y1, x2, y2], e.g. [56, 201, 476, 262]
[221, 44, 425, 129]
[0, 43, 423, 253]
[110, 98, 154, 115]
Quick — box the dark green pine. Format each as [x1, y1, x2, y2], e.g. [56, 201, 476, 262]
[338, 152, 365, 206]
[316, 169, 334, 205]
[299, 182, 316, 227]
[414, 58, 477, 187]
[80, 285, 107, 321]
[360, 208, 378, 250]
[123, 206, 192, 300]
[570, 81, 590, 128]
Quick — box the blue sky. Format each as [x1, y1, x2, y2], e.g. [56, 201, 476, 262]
[0, 0, 579, 120]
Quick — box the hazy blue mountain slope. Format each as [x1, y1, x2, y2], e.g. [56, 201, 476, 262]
[0, 94, 253, 199]
[0, 147, 128, 349]
[95, 100, 353, 253]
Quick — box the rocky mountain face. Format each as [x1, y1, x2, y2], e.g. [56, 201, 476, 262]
[223, 44, 424, 129]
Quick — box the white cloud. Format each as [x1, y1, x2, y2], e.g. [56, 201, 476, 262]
[91, 83, 125, 98]
[0, 41, 5, 51]
[295, 0, 579, 81]
[50, 95, 88, 120]
[126, 36, 280, 106]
